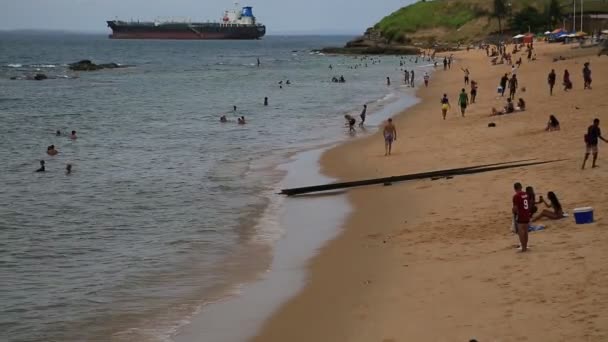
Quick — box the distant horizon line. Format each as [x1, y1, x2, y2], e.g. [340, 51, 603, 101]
[0, 28, 361, 36]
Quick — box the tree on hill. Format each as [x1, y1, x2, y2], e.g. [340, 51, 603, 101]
[510, 6, 547, 33]
[493, 0, 508, 34]
[546, 0, 563, 27]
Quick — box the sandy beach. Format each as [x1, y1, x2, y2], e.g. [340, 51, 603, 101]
[253, 42, 608, 341]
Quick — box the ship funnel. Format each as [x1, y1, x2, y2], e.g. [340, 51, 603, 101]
[241, 6, 253, 17]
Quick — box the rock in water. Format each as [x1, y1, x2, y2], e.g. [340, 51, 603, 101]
[69, 60, 127, 71]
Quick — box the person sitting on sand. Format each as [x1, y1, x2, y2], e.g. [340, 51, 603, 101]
[546, 115, 560, 131]
[516, 98, 526, 111]
[492, 98, 515, 115]
[35, 160, 45, 172]
[47, 145, 58, 156]
[440, 94, 450, 120]
[533, 191, 564, 221]
[70, 130, 77, 140]
[383, 118, 397, 156]
[525, 186, 543, 218]
[220, 115, 227, 123]
[237, 116, 246, 125]
[344, 114, 356, 133]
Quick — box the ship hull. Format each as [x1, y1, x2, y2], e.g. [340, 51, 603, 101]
[107, 21, 266, 40]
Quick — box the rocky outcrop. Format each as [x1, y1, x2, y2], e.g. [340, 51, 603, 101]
[320, 28, 419, 55]
[69, 60, 128, 71]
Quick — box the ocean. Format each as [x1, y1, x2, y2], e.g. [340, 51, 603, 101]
[0, 32, 424, 342]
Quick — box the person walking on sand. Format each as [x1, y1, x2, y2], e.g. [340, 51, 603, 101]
[383, 118, 397, 156]
[563, 69, 572, 91]
[512, 182, 531, 253]
[359, 104, 367, 127]
[583, 62, 592, 89]
[508, 74, 518, 100]
[440, 94, 450, 120]
[582, 118, 608, 169]
[470, 80, 478, 103]
[500, 73, 509, 97]
[548, 69, 556, 96]
[458, 88, 469, 117]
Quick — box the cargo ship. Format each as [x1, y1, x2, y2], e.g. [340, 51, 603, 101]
[107, 5, 265, 40]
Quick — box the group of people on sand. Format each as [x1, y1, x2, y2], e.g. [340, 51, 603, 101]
[36, 129, 77, 173]
[512, 182, 564, 252]
[547, 62, 592, 95]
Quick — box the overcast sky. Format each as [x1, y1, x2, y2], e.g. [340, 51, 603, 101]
[0, 0, 413, 34]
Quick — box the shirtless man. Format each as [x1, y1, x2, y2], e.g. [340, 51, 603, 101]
[383, 118, 397, 156]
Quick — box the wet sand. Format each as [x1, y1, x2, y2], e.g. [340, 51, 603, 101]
[253, 42, 608, 341]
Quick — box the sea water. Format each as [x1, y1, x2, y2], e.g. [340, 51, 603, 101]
[0, 32, 424, 342]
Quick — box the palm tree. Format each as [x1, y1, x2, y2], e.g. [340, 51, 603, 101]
[494, 0, 507, 34]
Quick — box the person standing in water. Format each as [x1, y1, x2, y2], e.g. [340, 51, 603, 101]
[359, 104, 367, 127]
[404, 69, 409, 85]
[264, 97, 268, 106]
[410, 70, 415, 87]
[423, 72, 429, 87]
[257, 57, 261, 67]
[582, 118, 607, 169]
[547, 69, 556, 95]
[383, 118, 397, 156]
[70, 130, 77, 140]
[458, 88, 469, 117]
[386, 77, 391, 86]
[66, 164, 72, 175]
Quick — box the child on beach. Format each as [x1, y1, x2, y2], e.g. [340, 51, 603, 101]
[423, 72, 429, 87]
[344, 115, 356, 133]
[383, 118, 397, 156]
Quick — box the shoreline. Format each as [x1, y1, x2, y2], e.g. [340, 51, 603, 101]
[252, 42, 608, 341]
[171, 67, 422, 342]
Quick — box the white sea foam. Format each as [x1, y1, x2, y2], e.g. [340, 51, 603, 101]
[6, 64, 22, 68]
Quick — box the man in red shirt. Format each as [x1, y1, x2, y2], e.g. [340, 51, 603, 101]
[512, 182, 531, 252]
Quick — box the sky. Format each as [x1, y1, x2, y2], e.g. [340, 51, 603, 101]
[0, 0, 414, 35]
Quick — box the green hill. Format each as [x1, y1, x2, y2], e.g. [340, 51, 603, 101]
[374, 0, 608, 44]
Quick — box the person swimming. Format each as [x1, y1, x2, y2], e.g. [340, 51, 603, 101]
[220, 115, 227, 123]
[70, 130, 77, 140]
[35, 160, 45, 172]
[47, 145, 58, 156]
[56, 130, 61, 136]
[237, 116, 246, 125]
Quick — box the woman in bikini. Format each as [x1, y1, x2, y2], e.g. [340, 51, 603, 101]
[533, 191, 564, 221]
